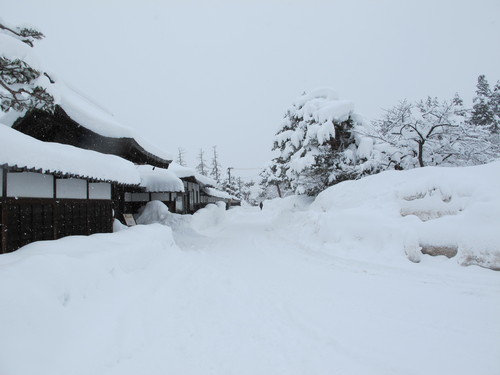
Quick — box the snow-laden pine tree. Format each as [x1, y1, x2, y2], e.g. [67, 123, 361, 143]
[0, 21, 54, 114]
[270, 88, 379, 196]
[373, 94, 498, 168]
[221, 175, 240, 199]
[471, 75, 495, 128]
[259, 159, 289, 198]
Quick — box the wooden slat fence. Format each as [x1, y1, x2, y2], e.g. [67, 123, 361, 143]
[0, 198, 113, 253]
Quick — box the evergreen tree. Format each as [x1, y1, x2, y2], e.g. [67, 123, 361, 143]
[195, 148, 208, 176]
[0, 21, 54, 114]
[221, 174, 240, 199]
[269, 88, 377, 196]
[471, 75, 495, 127]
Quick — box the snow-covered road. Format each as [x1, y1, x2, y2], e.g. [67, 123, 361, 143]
[0, 205, 499, 375]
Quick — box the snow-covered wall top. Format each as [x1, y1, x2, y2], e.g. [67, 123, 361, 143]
[168, 163, 216, 186]
[136, 165, 184, 192]
[0, 125, 141, 185]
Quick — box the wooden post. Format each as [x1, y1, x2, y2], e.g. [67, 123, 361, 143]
[1, 202, 7, 254]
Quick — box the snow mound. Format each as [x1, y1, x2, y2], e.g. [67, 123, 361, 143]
[136, 200, 171, 225]
[282, 162, 500, 270]
[0, 224, 184, 375]
[263, 195, 314, 214]
[191, 202, 228, 232]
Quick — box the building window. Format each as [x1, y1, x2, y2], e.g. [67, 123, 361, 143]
[56, 178, 87, 199]
[89, 183, 111, 200]
[151, 192, 169, 201]
[130, 193, 150, 202]
[7, 172, 54, 198]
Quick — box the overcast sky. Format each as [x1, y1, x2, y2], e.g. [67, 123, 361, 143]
[3, 0, 500, 180]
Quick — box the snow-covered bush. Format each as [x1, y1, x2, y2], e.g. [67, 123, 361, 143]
[269, 88, 381, 196]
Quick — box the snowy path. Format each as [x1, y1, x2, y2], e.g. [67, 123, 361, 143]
[0, 206, 499, 375]
[141, 207, 499, 375]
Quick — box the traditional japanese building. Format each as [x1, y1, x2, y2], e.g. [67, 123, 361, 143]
[0, 126, 141, 253]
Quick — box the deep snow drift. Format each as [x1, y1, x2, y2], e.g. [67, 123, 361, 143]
[0, 163, 499, 375]
[270, 161, 500, 270]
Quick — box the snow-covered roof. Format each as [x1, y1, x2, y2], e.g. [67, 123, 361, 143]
[57, 82, 173, 162]
[204, 187, 233, 200]
[168, 163, 217, 186]
[0, 33, 173, 163]
[136, 165, 184, 192]
[0, 125, 140, 185]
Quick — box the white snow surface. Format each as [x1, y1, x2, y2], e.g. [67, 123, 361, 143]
[136, 165, 184, 192]
[0, 163, 499, 375]
[0, 125, 140, 184]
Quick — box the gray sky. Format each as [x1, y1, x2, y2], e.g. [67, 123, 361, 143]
[3, 0, 500, 180]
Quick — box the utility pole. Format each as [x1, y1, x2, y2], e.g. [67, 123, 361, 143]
[227, 167, 233, 184]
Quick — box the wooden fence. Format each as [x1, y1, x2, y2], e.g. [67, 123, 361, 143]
[0, 198, 113, 253]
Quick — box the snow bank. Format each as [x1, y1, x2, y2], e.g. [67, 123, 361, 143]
[0, 125, 140, 184]
[272, 162, 500, 270]
[136, 200, 171, 225]
[262, 195, 314, 214]
[191, 202, 228, 232]
[0, 224, 183, 375]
